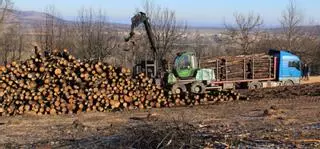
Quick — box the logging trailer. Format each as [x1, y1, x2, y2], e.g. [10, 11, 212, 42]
[125, 12, 302, 94]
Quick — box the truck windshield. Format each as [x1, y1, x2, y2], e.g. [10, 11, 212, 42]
[288, 61, 300, 70]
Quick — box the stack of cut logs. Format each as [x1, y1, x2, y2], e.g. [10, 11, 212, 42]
[0, 49, 243, 116]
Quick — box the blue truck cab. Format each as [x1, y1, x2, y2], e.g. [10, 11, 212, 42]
[269, 49, 302, 85]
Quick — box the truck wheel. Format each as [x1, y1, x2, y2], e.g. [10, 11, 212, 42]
[248, 82, 262, 90]
[171, 84, 187, 94]
[190, 82, 206, 94]
[283, 80, 294, 86]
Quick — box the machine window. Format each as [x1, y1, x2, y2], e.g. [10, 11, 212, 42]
[175, 55, 191, 69]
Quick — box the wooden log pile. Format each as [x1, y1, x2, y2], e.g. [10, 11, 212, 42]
[0, 49, 244, 116]
[167, 90, 242, 107]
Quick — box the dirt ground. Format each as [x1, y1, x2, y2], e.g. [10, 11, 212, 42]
[243, 82, 320, 100]
[301, 76, 320, 84]
[0, 84, 320, 148]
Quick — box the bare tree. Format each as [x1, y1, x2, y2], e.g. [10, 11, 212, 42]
[193, 31, 208, 64]
[294, 20, 320, 64]
[0, 0, 12, 31]
[35, 5, 75, 52]
[74, 8, 118, 61]
[36, 5, 59, 51]
[139, 0, 187, 69]
[280, 0, 303, 50]
[224, 12, 263, 55]
[0, 0, 14, 64]
[0, 21, 26, 64]
[279, 0, 320, 69]
[45, 5, 55, 51]
[17, 22, 24, 60]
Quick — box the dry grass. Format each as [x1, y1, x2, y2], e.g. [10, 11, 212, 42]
[0, 96, 319, 148]
[118, 121, 201, 149]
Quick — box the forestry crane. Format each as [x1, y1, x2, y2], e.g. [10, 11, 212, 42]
[125, 12, 162, 81]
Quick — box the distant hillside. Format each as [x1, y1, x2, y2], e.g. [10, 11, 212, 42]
[1, 9, 130, 32]
[5, 9, 64, 24]
[1, 9, 320, 35]
[0, 9, 63, 33]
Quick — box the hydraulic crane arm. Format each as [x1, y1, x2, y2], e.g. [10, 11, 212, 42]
[125, 12, 157, 54]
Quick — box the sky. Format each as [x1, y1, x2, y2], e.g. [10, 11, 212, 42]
[13, 0, 320, 27]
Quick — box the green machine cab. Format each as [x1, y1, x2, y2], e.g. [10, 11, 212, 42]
[166, 52, 216, 94]
[174, 52, 198, 79]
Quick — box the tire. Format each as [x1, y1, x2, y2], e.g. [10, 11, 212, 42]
[190, 82, 206, 94]
[283, 80, 294, 86]
[248, 81, 262, 90]
[171, 84, 187, 94]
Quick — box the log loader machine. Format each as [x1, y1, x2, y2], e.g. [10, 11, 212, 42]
[125, 12, 216, 94]
[125, 12, 302, 94]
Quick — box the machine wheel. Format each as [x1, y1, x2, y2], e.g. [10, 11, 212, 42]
[248, 81, 262, 90]
[171, 84, 187, 94]
[283, 80, 294, 86]
[190, 82, 206, 94]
